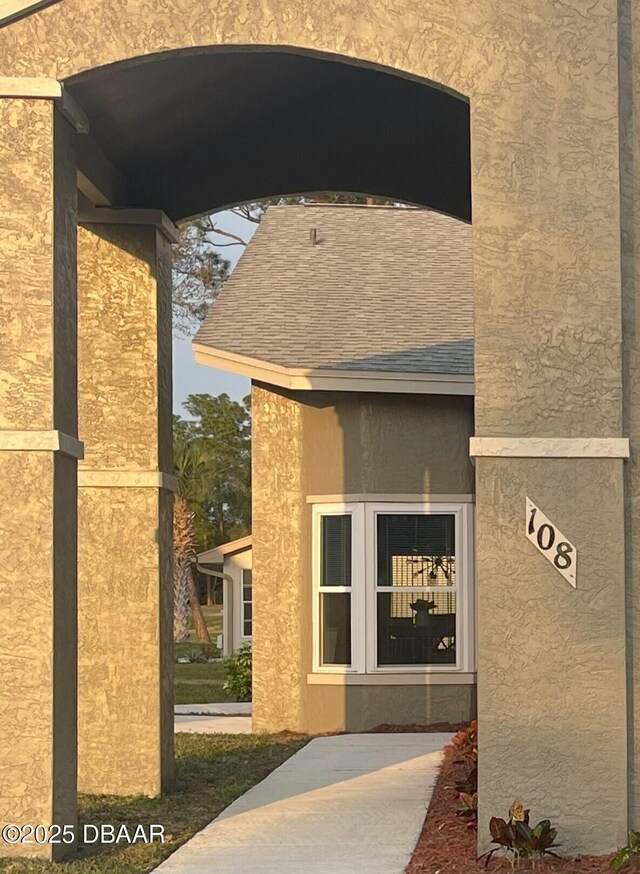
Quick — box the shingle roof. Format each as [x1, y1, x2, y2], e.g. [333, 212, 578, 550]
[194, 204, 473, 376]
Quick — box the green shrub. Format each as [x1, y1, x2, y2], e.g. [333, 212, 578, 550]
[451, 720, 478, 827]
[478, 801, 560, 867]
[611, 831, 640, 870]
[223, 644, 252, 702]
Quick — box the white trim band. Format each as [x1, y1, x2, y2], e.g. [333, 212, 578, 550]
[306, 493, 475, 504]
[78, 203, 179, 244]
[0, 76, 60, 97]
[0, 430, 84, 459]
[469, 437, 630, 458]
[307, 672, 476, 686]
[0, 78, 89, 132]
[194, 342, 474, 396]
[79, 470, 178, 491]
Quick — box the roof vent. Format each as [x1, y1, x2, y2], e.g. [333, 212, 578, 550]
[310, 227, 318, 245]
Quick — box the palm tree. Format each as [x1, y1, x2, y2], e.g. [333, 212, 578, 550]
[173, 437, 214, 644]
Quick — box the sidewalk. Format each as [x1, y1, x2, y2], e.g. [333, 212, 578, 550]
[154, 732, 448, 873]
[174, 702, 252, 734]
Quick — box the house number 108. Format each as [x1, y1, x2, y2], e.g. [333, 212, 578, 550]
[525, 497, 577, 587]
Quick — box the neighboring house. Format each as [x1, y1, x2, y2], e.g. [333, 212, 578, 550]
[197, 535, 252, 657]
[193, 204, 474, 733]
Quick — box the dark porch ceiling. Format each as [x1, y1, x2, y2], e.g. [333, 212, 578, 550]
[66, 49, 471, 223]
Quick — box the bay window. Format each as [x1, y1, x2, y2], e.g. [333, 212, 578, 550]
[312, 502, 473, 674]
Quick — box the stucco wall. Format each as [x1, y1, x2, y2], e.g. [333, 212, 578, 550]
[476, 457, 628, 854]
[620, 0, 640, 830]
[252, 384, 475, 734]
[77, 222, 174, 796]
[0, 100, 78, 859]
[0, 0, 629, 856]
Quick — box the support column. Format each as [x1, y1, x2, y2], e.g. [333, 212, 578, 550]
[621, 0, 640, 831]
[77, 211, 176, 795]
[0, 96, 79, 859]
[471, 10, 628, 854]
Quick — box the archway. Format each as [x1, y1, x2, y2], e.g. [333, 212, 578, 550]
[0, 0, 630, 862]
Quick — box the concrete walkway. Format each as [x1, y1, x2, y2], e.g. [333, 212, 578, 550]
[175, 714, 252, 734]
[154, 732, 448, 874]
[174, 702, 252, 734]
[174, 703, 251, 716]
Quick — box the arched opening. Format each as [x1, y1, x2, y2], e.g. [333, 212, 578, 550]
[68, 44, 475, 813]
[1, 6, 629, 860]
[65, 47, 471, 220]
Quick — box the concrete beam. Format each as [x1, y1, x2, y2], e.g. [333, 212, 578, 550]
[77, 135, 128, 207]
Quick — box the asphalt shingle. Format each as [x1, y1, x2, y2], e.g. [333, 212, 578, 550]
[194, 205, 473, 375]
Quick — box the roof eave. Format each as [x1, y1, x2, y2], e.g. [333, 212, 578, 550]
[192, 342, 474, 396]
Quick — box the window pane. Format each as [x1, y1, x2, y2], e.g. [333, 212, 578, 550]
[377, 514, 455, 587]
[321, 515, 352, 586]
[242, 569, 252, 637]
[243, 602, 252, 637]
[320, 592, 351, 665]
[377, 591, 456, 665]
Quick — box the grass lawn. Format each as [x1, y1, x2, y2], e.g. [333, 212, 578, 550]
[0, 733, 306, 874]
[174, 680, 234, 705]
[174, 606, 240, 704]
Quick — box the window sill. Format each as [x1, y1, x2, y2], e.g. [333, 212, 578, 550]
[306, 672, 476, 686]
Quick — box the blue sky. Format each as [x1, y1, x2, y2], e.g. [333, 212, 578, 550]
[172, 209, 259, 415]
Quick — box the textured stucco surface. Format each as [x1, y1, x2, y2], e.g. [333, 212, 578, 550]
[0, 100, 58, 431]
[77, 222, 174, 795]
[303, 684, 475, 734]
[252, 385, 306, 733]
[300, 391, 474, 496]
[476, 457, 628, 855]
[252, 385, 475, 734]
[0, 0, 629, 855]
[620, 0, 640, 831]
[0, 100, 78, 859]
[0, 0, 623, 436]
[78, 223, 163, 470]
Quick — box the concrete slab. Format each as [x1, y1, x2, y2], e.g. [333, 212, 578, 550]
[154, 732, 448, 873]
[174, 702, 252, 716]
[175, 715, 252, 734]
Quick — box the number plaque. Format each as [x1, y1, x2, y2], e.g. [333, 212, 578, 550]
[525, 497, 577, 588]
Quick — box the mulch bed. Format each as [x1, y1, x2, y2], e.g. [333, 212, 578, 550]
[405, 745, 632, 873]
[371, 723, 467, 733]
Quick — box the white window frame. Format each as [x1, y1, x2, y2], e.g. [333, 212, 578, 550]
[311, 500, 474, 676]
[311, 503, 365, 673]
[241, 568, 252, 640]
[365, 502, 474, 674]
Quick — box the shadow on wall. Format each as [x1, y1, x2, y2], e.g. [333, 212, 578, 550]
[291, 366, 476, 732]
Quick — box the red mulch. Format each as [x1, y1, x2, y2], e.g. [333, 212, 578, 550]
[405, 746, 633, 873]
[370, 723, 467, 733]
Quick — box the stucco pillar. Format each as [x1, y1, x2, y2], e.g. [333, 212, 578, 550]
[471, 9, 628, 855]
[251, 383, 306, 733]
[77, 214, 175, 795]
[621, 0, 640, 831]
[0, 97, 79, 859]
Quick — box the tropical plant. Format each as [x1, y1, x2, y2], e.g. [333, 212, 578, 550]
[478, 801, 560, 868]
[457, 791, 478, 824]
[173, 495, 193, 643]
[611, 830, 640, 870]
[173, 436, 218, 644]
[174, 393, 251, 549]
[450, 720, 478, 825]
[223, 644, 252, 702]
[451, 719, 478, 762]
